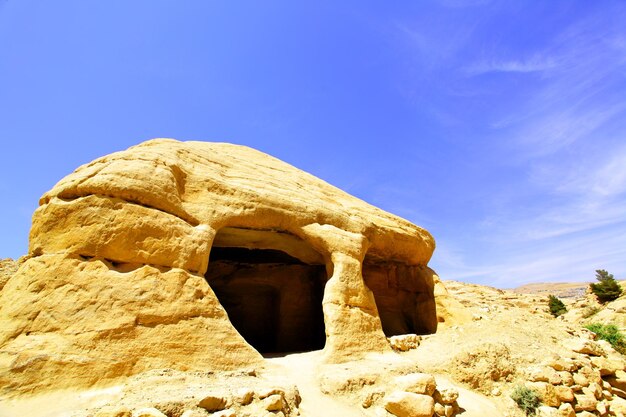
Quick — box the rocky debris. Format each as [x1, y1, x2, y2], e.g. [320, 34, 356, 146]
[362, 390, 385, 408]
[263, 394, 285, 411]
[82, 368, 304, 417]
[393, 373, 437, 396]
[516, 336, 626, 417]
[384, 391, 435, 417]
[388, 334, 421, 352]
[565, 338, 606, 356]
[315, 356, 461, 417]
[394, 279, 626, 416]
[448, 342, 515, 393]
[234, 388, 255, 405]
[197, 394, 229, 411]
[130, 409, 167, 417]
[382, 384, 462, 417]
[211, 410, 237, 417]
[434, 387, 459, 405]
[358, 370, 461, 417]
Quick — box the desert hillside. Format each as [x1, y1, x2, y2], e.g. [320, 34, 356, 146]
[514, 281, 626, 299]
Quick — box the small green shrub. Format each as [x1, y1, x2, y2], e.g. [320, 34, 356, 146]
[590, 269, 622, 303]
[548, 295, 567, 317]
[511, 385, 541, 416]
[585, 323, 626, 354]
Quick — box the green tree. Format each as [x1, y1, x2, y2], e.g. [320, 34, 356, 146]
[548, 295, 567, 317]
[590, 269, 622, 303]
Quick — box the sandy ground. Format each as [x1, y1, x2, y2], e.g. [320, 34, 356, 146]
[0, 386, 124, 417]
[0, 349, 506, 417]
[434, 376, 503, 417]
[267, 352, 369, 417]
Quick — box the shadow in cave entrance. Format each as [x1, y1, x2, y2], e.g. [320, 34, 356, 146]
[205, 244, 327, 356]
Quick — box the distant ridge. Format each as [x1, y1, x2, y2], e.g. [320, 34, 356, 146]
[513, 280, 626, 299]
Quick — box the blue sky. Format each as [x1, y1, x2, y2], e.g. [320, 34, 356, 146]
[1, 1, 625, 288]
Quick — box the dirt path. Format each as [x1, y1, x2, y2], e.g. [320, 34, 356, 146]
[267, 351, 506, 417]
[266, 351, 367, 417]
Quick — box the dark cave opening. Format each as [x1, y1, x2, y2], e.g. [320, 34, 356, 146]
[363, 258, 437, 337]
[205, 244, 327, 354]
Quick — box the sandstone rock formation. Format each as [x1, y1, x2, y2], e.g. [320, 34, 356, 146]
[0, 139, 443, 394]
[0, 258, 19, 291]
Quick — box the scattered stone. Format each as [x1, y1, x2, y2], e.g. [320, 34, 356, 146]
[212, 410, 236, 417]
[609, 396, 626, 415]
[527, 365, 563, 385]
[606, 369, 626, 392]
[536, 405, 559, 417]
[362, 390, 384, 408]
[573, 373, 589, 387]
[198, 394, 229, 412]
[584, 382, 603, 400]
[612, 386, 626, 399]
[263, 394, 284, 412]
[590, 356, 625, 376]
[555, 385, 574, 403]
[434, 388, 459, 405]
[578, 366, 602, 385]
[596, 340, 616, 355]
[388, 334, 421, 351]
[573, 394, 597, 412]
[545, 357, 576, 372]
[384, 391, 435, 417]
[557, 402, 575, 417]
[394, 373, 437, 396]
[559, 371, 574, 386]
[234, 388, 255, 405]
[595, 400, 608, 416]
[258, 387, 285, 400]
[565, 339, 604, 356]
[131, 409, 167, 417]
[444, 404, 457, 417]
[527, 381, 561, 407]
[154, 402, 186, 417]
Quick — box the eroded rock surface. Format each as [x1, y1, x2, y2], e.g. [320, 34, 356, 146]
[0, 258, 20, 291]
[0, 139, 442, 394]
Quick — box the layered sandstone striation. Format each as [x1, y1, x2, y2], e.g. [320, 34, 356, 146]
[0, 139, 444, 394]
[0, 258, 19, 291]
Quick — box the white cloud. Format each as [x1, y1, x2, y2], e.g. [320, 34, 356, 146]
[465, 55, 557, 75]
[396, 4, 626, 287]
[434, 223, 626, 287]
